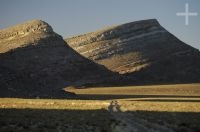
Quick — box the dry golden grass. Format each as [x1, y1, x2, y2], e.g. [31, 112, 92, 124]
[65, 83, 200, 131]
[1, 83, 200, 131]
[66, 83, 200, 96]
[119, 100, 200, 112]
[0, 98, 109, 110]
[0, 99, 112, 131]
[66, 83, 200, 112]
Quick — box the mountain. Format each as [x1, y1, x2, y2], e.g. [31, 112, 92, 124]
[0, 20, 115, 98]
[1, 19, 199, 98]
[66, 19, 200, 83]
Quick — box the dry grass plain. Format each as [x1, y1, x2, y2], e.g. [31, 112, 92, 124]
[0, 83, 200, 131]
[67, 83, 200, 131]
[0, 99, 112, 132]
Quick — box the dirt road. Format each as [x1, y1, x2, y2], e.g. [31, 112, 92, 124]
[108, 100, 173, 132]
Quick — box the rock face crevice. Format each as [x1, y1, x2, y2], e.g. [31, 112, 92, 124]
[66, 19, 200, 82]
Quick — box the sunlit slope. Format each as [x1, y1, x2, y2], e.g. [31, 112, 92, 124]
[66, 19, 200, 83]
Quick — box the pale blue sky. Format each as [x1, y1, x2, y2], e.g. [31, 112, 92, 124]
[0, 0, 200, 49]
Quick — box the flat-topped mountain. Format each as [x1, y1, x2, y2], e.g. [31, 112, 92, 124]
[0, 20, 115, 98]
[66, 19, 200, 83]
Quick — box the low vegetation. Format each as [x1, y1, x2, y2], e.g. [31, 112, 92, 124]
[67, 83, 200, 131]
[0, 83, 200, 131]
[0, 99, 112, 132]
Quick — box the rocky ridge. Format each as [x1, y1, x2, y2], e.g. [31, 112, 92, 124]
[66, 19, 200, 83]
[0, 20, 59, 53]
[0, 20, 115, 98]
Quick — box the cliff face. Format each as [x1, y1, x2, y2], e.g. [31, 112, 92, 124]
[66, 19, 200, 83]
[0, 20, 114, 98]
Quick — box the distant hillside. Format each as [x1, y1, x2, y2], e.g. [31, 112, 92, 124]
[66, 19, 200, 83]
[0, 20, 115, 98]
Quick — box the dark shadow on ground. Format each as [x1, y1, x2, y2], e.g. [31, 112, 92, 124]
[126, 110, 200, 132]
[0, 108, 199, 132]
[0, 108, 113, 132]
[75, 94, 200, 100]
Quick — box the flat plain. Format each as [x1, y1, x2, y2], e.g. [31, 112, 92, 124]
[0, 83, 200, 131]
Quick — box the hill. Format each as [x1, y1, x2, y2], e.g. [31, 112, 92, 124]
[0, 20, 115, 98]
[66, 19, 200, 83]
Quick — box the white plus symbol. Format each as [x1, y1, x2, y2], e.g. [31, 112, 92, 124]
[176, 3, 198, 25]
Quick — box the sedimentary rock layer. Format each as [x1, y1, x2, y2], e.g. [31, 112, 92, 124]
[66, 19, 200, 82]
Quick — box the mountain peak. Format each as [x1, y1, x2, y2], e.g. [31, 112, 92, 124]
[0, 19, 54, 38]
[0, 19, 58, 53]
[0, 20, 115, 98]
[117, 19, 160, 27]
[66, 19, 163, 47]
[66, 19, 166, 62]
[66, 19, 200, 83]
[19, 19, 54, 33]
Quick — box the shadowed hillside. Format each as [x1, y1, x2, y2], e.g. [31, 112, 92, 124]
[0, 20, 116, 98]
